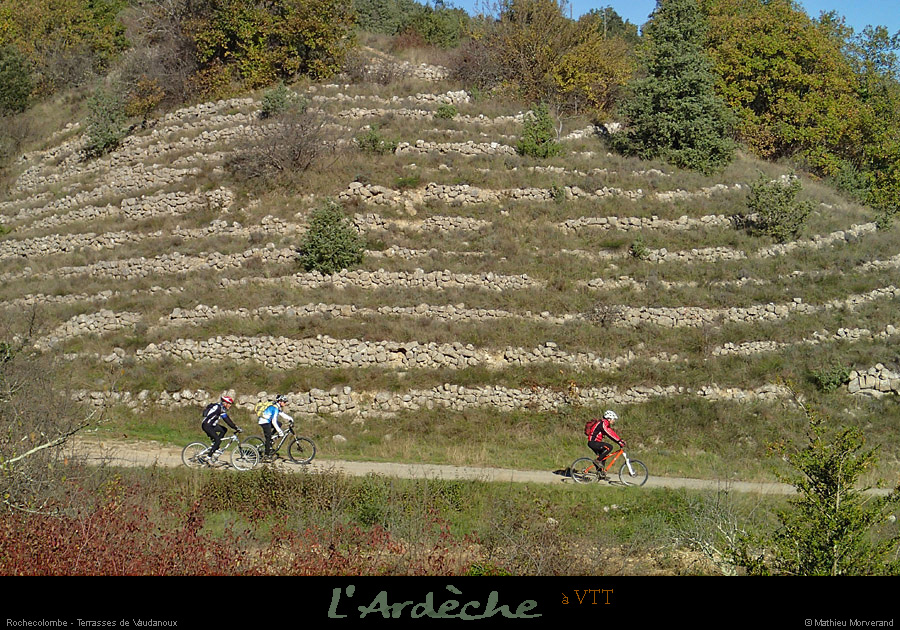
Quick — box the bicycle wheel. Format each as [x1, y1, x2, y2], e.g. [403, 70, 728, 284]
[570, 458, 600, 484]
[231, 444, 259, 471]
[288, 436, 316, 464]
[243, 436, 265, 451]
[618, 459, 649, 486]
[182, 442, 209, 469]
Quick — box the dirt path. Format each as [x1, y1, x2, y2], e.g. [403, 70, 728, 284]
[70, 437, 799, 495]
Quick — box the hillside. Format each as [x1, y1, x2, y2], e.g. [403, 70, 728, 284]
[1, 46, 899, 486]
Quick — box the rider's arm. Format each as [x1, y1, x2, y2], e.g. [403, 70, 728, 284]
[221, 411, 240, 432]
[603, 420, 624, 446]
[271, 412, 284, 436]
[275, 412, 293, 436]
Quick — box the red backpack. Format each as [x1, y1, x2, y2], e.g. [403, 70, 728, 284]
[584, 419, 603, 442]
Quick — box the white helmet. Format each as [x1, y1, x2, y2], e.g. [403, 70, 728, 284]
[603, 410, 618, 421]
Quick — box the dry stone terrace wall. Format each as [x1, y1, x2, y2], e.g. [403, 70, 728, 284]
[34, 310, 143, 351]
[713, 324, 900, 358]
[0, 246, 297, 284]
[220, 268, 541, 292]
[1, 215, 291, 262]
[338, 181, 745, 209]
[20, 188, 235, 233]
[1, 286, 183, 311]
[1, 166, 204, 226]
[125, 334, 659, 373]
[2, 88, 474, 210]
[0, 204, 885, 287]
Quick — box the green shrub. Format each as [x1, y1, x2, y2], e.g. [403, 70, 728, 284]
[742, 174, 813, 243]
[355, 125, 397, 155]
[84, 86, 128, 157]
[260, 82, 307, 119]
[354, 0, 468, 47]
[297, 199, 365, 274]
[516, 103, 562, 158]
[629, 236, 650, 260]
[550, 184, 565, 203]
[811, 363, 851, 393]
[394, 173, 420, 189]
[434, 103, 458, 119]
[0, 46, 32, 115]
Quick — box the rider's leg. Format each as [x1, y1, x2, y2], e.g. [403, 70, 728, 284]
[204, 424, 226, 457]
[589, 441, 612, 477]
[262, 423, 275, 458]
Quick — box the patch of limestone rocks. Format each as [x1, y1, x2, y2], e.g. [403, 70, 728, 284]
[353, 212, 490, 233]
[311, 88, 469, 107]
[561, 213, 732, 234]
[848, 364, 900, 398]
[348, 49, 450, 83]
[396, 139, 518, 157]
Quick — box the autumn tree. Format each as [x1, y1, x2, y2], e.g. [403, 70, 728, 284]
[700, 0, 861, 173]
[186, 0, 356, 93]
[611, 0, 734, 173]
[0, 330, 97, 513]
[452, 0, 634, 117]
[0, 0, 128, 95]
[846, 26, 900, 226]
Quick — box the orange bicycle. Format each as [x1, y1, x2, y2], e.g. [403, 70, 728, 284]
[570, 448, 649, 486]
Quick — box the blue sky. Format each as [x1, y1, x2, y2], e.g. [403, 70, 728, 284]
[449, 1, 899, 36]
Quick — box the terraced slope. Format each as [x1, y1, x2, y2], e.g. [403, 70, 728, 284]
[2, 53, 898, 482]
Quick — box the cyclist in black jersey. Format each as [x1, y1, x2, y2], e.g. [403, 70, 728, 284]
[200, 394, 242, 459]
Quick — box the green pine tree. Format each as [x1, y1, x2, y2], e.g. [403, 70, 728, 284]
[297, 199, 365, 275]
[611, 0, 734, 174]
[732, 398, 900, 576]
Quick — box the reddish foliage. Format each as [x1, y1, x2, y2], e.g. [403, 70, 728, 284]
[0, 483, 253, 576]
[0, 481, 478, 576]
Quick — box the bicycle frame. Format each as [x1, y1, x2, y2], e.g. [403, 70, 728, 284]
[571, 448, 648, 486]
[261, 422, 297, 455]
[203, 434, 240, 460]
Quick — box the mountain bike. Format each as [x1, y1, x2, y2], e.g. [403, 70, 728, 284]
[570, 448, 648, 486]
[243, 420, 316, 464]
[182, 433, 260, 471]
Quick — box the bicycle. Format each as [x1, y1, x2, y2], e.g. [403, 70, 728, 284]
[570, 448, 649, 486]
[243, 420, 316, 464]
[182, 433, 260, 471]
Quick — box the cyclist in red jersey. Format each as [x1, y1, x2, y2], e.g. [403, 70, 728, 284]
[584, 410, 626, 479]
